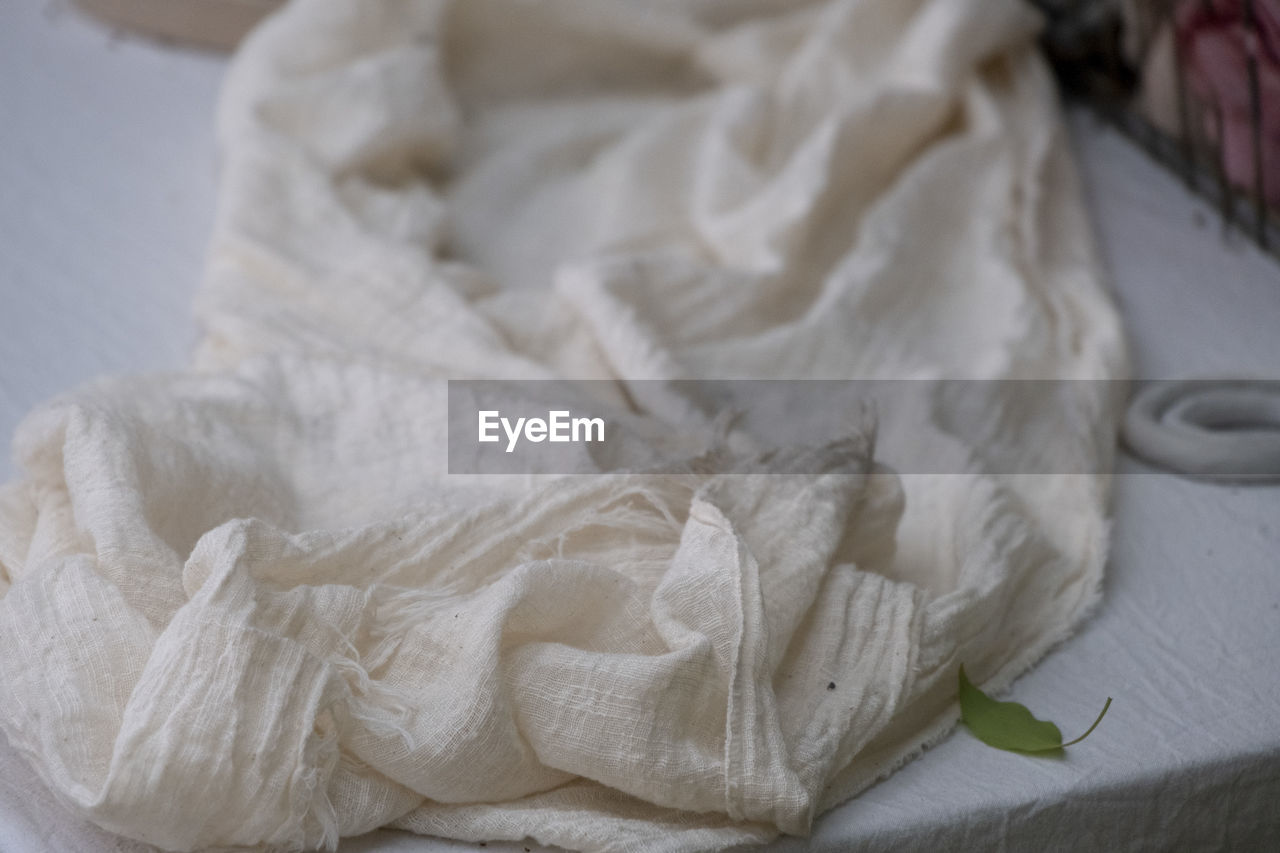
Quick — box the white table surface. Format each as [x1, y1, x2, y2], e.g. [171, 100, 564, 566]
[2, 2, 1278, 851]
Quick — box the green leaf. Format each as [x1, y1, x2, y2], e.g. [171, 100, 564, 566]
[958, 665, 1111, 754]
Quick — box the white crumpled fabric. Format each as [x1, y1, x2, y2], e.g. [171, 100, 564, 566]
[0, 0, 1127, 851]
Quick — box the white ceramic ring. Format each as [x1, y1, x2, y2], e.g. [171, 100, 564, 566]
[1123, 380, 1280, 482]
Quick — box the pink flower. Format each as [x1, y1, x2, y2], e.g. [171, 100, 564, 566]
[1177, 0, 1280, 206]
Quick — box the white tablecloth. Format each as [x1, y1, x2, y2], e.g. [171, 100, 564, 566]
[1, 3, 1277, 851]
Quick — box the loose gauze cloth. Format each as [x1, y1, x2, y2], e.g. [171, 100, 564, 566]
[0, 1, 1128, 851]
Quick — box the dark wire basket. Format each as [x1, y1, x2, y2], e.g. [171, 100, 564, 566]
[1033, 0, 1280, 255]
